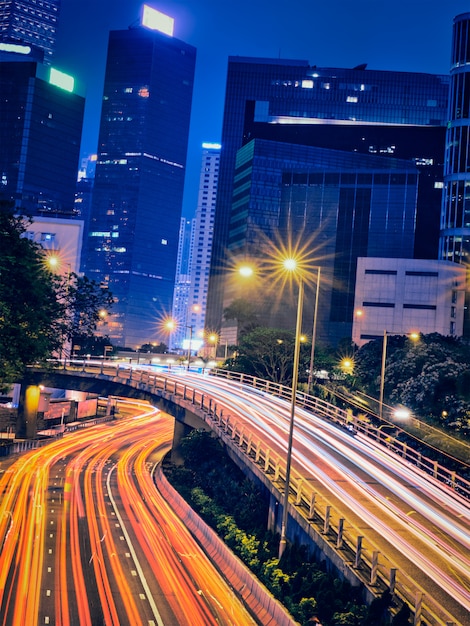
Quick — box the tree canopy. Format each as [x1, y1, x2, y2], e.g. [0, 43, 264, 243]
[0, 208, 114, 390]
[355, 333, 470, 432]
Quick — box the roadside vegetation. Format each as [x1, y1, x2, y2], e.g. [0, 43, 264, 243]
[0, 206, 113, 392]
[163, 430, 411, 626]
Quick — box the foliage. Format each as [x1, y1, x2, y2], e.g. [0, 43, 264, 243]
[354, 333, 470, 432]
[223, 326, 311, 385]
[223, 298, 259, 335]
[164, 430, 374, 626]
[139, 342, 168, 354]
[0, 209, 65, 391]
[0, 206, 115, 389]
[65, 274, 114, 343]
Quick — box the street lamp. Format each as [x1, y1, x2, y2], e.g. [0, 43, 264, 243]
[238, 254, 309, 558]
[186, 325, 193, 371]
[379, 330, 419, 420]
[307, 266, 321, 393]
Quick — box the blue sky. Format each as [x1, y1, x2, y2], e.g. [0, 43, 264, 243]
[55, 0, 470, 216]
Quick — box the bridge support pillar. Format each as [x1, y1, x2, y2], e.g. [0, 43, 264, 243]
[267, 492, 280, 533]
[171, 419, 194, 465]
[17, 384, 41, 439]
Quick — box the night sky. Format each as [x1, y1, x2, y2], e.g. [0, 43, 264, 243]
[54, 0, 470, 217]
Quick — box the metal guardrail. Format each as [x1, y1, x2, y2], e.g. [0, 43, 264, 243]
[30, 361, 465, 625]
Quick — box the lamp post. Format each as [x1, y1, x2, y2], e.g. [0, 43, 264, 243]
[307, 266, 321, 393]
[279, 270, 304, 559]
[238, 256, 306, 558]
[379, 329, 387, 421]
[186, 325, 193, 371]
[379, 330, 419, 420]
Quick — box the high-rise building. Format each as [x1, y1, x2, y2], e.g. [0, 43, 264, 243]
[0, 60, 84, 217]
[186, 143, 220, 340]
[0, 0, 60, 63]
[440, 12, 470, 335]
[170, 143, 220, 353]
[84, 7, 196, 348]
[224, 138, 419, 345]
[171, 217, 194, 351]
[206, 57, 449, 337]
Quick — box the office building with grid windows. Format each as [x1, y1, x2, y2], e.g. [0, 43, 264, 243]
[0, 0, 60, 63]
[440, 12, 470, 335]
[84, 12, 196, 348]
[205, 57, 450, 341]
[224, 138, 420, 345]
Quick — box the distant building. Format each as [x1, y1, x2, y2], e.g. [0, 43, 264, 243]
[171, 217, 194, 351]
[352, 258, 466, 346]
[186, 143, 219, 343]
[0, 60, 84, 217]
[84, 7, 196, 348]
[206, 57, 449, 340]
[170, 143, 220, 353]
[440, 12, 470, 335]
[0, 0, 60, 63]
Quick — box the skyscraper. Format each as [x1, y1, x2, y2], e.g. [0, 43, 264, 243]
[0, 0, 60, 63]
[186, 143, 219, 339]
[224, 138, 419, 345]
[440, 12, 470, 335]
[84, 6, 196, 348]
[0, 60, 84, 217]
[206, 57, 449, 339]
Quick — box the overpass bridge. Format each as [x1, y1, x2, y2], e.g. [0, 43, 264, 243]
[12, 361, 470, 625]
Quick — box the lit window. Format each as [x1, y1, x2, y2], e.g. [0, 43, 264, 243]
[434, 182, 444, 189]
[301, 79, 314, 89]
[138, 87, 150, 98]
[347, 96, 358, 103]
[161, 239, 168, 245]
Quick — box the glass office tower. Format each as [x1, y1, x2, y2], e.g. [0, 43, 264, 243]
[440, 12, 470, 334]
[0, 60, 84, 216]
[0, 0, 60, 63]
[225, 139, 418, 344]
[85, 19, 196, 348]
[206, 57, 449, 334]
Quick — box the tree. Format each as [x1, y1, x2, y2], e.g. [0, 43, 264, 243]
[354, 333, 470, 432]
[223, 298, 259, 337]
[66, 274, 114, 349]
[0, 209, 65, 391]
[225, 327, 310, 385]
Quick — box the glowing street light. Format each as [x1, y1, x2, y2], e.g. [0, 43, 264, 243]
[379, 330, 419, 420]
[240, 255, 305, 558]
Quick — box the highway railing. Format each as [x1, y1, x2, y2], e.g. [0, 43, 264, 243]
[29, 360, 466, 624]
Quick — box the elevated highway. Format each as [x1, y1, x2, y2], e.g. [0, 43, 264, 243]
[13, 361, 470, 625]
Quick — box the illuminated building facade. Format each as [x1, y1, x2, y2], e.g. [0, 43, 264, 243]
[186, 143, 219, 343]
[224, 138, 419, 344]
[206, 57, 449, 338]
[440, 12, 470, 334]
[0, 0, 60, 63]
[0, 60, 84, 216]
[84, 8, 196, 347]
[171, 217, 194, 351]
[352, 258, 466, 346]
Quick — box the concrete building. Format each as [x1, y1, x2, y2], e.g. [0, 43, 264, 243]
[352, 257, 466, 347]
